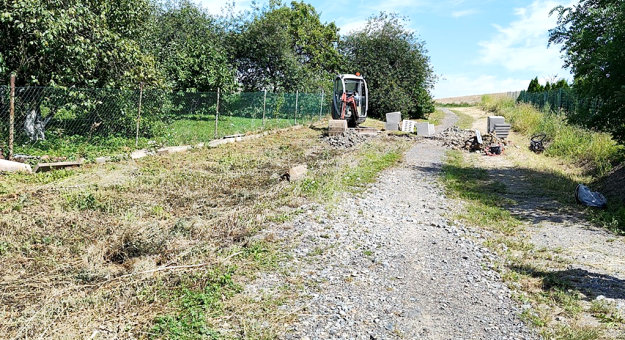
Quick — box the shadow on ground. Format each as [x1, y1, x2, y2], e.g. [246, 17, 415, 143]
[423, 159, 625, 232]
[511, 264, 625, 301]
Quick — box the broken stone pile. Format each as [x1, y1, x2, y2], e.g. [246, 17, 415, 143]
[432, 127, 505, 151]
[430, 127, 475, 150]
[322, 130, 372, 148]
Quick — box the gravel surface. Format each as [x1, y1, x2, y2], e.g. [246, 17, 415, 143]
[248, 112, 537, 339]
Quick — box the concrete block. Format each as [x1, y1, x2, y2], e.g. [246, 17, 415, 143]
[196, 142, 205, 148]
[0, 159, 32, 173]
[328, 119, 348, 136]
[131, 149, 149, 159]
[288, 165, 307, 181]
[401, 120, 415, 133]
[428, 123, 435, 135]
[488, 116, 505, 133]
[95, 156, 110, 164]
[156, 145, 191, 155]
[386, 112, 401, 124]
[416, 122, 433, 136]
[385, 122, 399, 131]
[208, 139, 228, 147]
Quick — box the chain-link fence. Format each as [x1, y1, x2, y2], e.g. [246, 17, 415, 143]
[0, 85, 329, 160]
[516, 89, 602, 117]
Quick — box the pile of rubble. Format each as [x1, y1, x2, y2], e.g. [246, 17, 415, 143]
[431, 127, 505, 152]
[322, 130, 373, 148]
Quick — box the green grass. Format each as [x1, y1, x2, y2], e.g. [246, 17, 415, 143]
[426, 109, 446, 126]
[151, 268, 241, 340]
[450, 109, 475, 129]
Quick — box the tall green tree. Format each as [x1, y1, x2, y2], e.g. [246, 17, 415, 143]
[234, 0, 341, 92]
[549, 0, 625, 141]
[0, 0, 160, 87]
[144, 0, 235, 92]
[340, 13, 436, 119]
[527, 77, 543, 93]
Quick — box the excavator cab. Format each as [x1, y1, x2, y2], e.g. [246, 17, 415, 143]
[331, 74, 368, 127]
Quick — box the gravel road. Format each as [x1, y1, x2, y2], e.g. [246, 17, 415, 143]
[249, 111, 537, 339]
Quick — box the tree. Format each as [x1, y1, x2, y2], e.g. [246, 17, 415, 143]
[234, 1, 341, 92]
[549, 0, 625, 142]
[143, 0, 236, 92]
[340, 13, 436, 119]
[527, 77, 543, 93]
[0, 0, 160, 87]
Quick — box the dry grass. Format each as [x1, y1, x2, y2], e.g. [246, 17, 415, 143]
[0, 122, 411, 339]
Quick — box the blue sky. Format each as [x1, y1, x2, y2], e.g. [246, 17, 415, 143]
[199, 0, 576, 98]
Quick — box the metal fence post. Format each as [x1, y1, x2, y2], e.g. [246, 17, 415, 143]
[294, 90, 298, 125]
[262, 89, 266, 127]
[135, 82, 144, 147]
[319, 91, 324, 121]
[8, 74, 15, 159]
[214, 88, 220, 138]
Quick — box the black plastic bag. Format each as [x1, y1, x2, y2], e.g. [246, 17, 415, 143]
[575, 184, 607, 208]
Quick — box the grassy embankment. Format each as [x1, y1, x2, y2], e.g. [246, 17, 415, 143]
[441, 96, 625, 339]
[0, 119, 411, 339]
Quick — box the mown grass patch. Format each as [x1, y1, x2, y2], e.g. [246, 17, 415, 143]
[0, 121, 409, 339]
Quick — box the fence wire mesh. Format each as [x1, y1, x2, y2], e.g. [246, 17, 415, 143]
[516, 89, 602, 117]
[0, 86, 330, 159]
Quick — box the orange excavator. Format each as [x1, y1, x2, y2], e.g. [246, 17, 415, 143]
[331, 73, 368, 127]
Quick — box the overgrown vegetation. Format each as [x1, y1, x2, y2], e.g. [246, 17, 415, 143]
[0, 123, 411, 338]
[480, 95, 622, 176]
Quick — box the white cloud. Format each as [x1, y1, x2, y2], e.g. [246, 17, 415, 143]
[433, 74, 528, 98]
[451, 9, 478, 18]
[337, 19, 368, 34]
[477, 0, 575, 76]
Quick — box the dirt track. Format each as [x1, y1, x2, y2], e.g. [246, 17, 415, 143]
[248, 110, 538, 339]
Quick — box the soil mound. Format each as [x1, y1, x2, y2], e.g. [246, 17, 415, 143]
[598, 162, 625, 205]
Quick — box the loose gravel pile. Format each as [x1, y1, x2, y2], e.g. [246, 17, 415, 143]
[248, 137, 537, 339]
[322, 130, 374, 148]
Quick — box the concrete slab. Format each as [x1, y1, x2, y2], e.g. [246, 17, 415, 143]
[34, 161, 82, 173]
[156, 145, 191, 155]
[428, 123, 435, 135]
[131, 149, 150, 159]
[401, 120, 415, 133]
[95, 156, 110, 164]
[386, 112, 401, 124]
[0, 159, 32, 173]
[385, 122, 399, 131]
[416, 122, 433, 136]
[328, 120, 348, 136]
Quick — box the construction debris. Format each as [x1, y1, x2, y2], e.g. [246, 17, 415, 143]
[432, 127, 506, 154]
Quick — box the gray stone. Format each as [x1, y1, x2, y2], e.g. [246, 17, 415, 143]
[386, 112, 401, 124]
